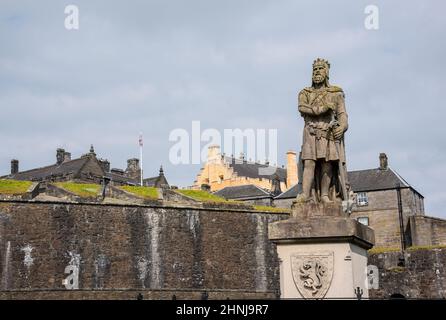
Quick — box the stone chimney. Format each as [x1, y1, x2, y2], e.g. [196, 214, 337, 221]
[379, 153, 388, 170]
[286, 150, 298, 187]
[207, 145, 221, 163]
[126, 158, 141, 181]
[239, 152, 247, 164]
[271, 174, 282, 196]
[99, 159, 110, 173]
[63, 152, 71, 162]
[56, 148, 65, 165]
[11, 159, 19, 175]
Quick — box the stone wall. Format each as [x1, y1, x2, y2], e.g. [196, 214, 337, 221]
[274, 198, 294, 209]
[409, 216, 446, 246]
[368, 248, 446, 299]
[0, 200, 287, 299]
[238, 198, 273, 206]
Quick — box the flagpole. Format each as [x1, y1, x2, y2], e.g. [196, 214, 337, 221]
[139, 133, 143, 186]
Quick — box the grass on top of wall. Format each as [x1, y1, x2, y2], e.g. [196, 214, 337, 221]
[0, 179, 33, 194]
[253, 205, 290, 213]
[119, 186, 159, 199]
[55, 182, 101, 198]
[407, 245, 446, 251]
[175, 189, 229, 203]
[368, 247, 401, 255]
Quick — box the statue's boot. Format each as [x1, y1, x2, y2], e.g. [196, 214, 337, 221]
[321, 195, 333, 204]
[295, 193, 307, 203]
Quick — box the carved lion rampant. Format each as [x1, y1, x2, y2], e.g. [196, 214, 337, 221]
[291, 252, 334, 299]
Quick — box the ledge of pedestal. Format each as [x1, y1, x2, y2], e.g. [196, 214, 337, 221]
[268, 216, 375, 250]
[291, 201, 348, 219]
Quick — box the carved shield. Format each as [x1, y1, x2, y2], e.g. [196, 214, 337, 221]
[291, 251, 334, 299]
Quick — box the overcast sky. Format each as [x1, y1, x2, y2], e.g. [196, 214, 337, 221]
[1, 1, 445, 217]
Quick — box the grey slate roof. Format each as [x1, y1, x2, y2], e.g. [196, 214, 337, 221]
[3, 157, 90, 181]
[275, 167, 418, 199]
[214, 184, 272, 200]
[106, 172, 137, 185]
[274, 183, 302, 199]
[348, 168, 410, 192]
[143, 174, 169, 188]
[225, 157, 287, 182]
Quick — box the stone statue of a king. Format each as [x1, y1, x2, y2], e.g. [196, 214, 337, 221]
[296, 58, 350, 206]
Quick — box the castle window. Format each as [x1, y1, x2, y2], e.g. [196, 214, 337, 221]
[356, 192, 368, 206]
[219, 175, 223, 183]
[357, 217, 369, 226]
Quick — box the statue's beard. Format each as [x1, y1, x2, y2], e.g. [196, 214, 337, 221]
[312, 74, 325, 84]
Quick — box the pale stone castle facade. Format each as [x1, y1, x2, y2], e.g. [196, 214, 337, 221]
[192, 145, 298, 194]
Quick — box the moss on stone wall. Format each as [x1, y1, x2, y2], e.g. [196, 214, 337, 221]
[368, 247, 401, 254]
[253, 205, 290, 213]
[407, 245, 446, 251]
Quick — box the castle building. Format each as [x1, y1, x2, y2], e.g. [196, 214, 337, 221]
[2, 145, 168, 188]
[192, 145, 296, 194]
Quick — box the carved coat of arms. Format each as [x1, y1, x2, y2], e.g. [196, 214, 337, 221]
[291, 251, 334, 299]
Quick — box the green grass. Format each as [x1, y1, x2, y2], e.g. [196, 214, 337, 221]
[55, 182, 100, 198]
[175, 189, 229, 203]
[120, 186, 159, 199]
[369, 245, 446, 255]
[0, 179, 33, 194]
[407, 245, 446, 251]
[368, 247, 401, 255]
[253, 205, 290, 213]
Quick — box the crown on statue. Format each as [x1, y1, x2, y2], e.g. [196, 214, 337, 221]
[313, 58, 330, 70]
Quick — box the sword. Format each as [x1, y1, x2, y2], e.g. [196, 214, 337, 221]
[329, 112, 348, 203]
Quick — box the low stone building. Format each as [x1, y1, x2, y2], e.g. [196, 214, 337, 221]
[2, 145, 167, 187]
[143, 166, 169, 188]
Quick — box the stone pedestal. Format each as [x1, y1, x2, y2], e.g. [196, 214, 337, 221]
[269, 202, 375, 299]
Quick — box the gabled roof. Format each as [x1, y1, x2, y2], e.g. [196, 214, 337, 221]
[274, 183, 302, 199]
[348, 167, 410, 192]
[225, 157, 287, 182]
[143, 175, 169, 188]
[3, 157, 91, 181]
[143, 166, 169, 188]
[214, 184, 272, 200]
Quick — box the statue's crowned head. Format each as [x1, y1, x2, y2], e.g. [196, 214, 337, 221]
[312, 58, 330, 87]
